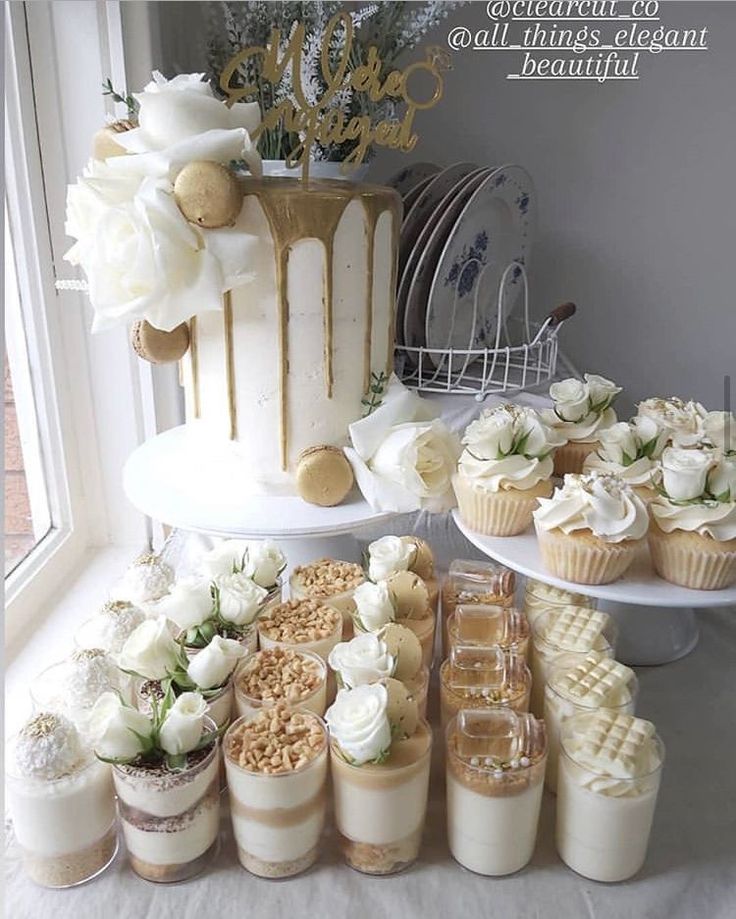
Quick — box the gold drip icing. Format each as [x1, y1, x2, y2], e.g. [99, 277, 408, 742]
[238, 178, 401, 469]
[224, 292, 237, 439]
[189, 316, 200, 419]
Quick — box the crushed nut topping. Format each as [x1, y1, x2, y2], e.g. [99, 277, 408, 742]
[258, 599, 341, 643]
[293, 559, 364, 598]
[226, 704, 326, 774]
[236, 648, 324, 703]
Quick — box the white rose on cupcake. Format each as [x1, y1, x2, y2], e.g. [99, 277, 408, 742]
[328, 633, 396, 689]
[214, 572, 268, 627]
[708, 454, 736, 501]
[158, 693, 208, 755]
[118, 618, 180, 680]
[546, 374, 621, 437]
[186, 635, 244, 690]
[156, 577, 214, 631]
[584, 417, 667, 494]
[703, 411, 736, 455]
[548, 378, 589, 422]
[636, 397, 707, 448]
[661, 447, 713, 501]
[367, 535, 415, 581]
[353, 580, 396, 632]
[325, 683, 392, 765]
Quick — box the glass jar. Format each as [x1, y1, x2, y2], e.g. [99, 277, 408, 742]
[440, 646, 531, 728]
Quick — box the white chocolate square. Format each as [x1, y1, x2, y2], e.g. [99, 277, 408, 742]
[544, 607, 608, 652]
[557, 654, 631, 705]
[578, 711, 655, 778]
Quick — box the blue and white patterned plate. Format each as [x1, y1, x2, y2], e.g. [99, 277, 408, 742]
[386, 162, 440, 201]
[425, 164, 535, 353]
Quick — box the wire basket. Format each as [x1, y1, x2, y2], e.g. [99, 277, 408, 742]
[394, 260, 577, 400]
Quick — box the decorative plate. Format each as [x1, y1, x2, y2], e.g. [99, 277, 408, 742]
[385, 162, 440, 200]
[425, 165, 534, 354]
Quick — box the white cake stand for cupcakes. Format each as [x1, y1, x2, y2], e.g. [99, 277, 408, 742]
[123, 423, 397, 571]
[452, 511, 736, 666]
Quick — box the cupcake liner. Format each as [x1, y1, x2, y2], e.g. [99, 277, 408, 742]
[648, 523, 736, 590]
[453, 475, 551, 537]
[535, 523, 640, 585]
[553, 440, 599, 478]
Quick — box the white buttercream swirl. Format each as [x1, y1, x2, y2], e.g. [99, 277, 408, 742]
[542, 405, 617, 443]
[583, 453, 658, 488]
[458, 453, 554, 492]
[650, 495, 736, 541]
[533, 472, 649, 542]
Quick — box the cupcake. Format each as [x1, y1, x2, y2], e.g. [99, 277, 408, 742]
[452, 404, 565, 536]
[636, 396, 707, 448]
[533, 472, 649, 584]
[648, 446, 736, 589]
[583, 416, 667, 504]
[543, 375, 621, 476]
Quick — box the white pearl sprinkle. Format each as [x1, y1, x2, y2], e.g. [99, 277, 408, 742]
[520, 756, 530, 767]
[470, 756, 480, 766]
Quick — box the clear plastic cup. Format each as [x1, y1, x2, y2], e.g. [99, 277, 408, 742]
[289, 561, 365, 640]
[544, 653, 638, 793]
[522, 578, 596, 626]
[446, 604, 530, 660]
[529, 606, 617, 717]
[446, 708, 547, 876]
[556, 710, 665, 882]
[233, 648, 328, 719]
[440, 646, 531, 728]
[224, 711, 329, 878]
[442, 560, 516, 655]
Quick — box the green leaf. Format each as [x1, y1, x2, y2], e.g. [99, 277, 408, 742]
[95, 752, 138, 766]
[621, 450, 636, 467]
[165, 753, 188, 772]
[128, 728, 155, 754]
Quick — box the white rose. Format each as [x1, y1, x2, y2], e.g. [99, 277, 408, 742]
[156, 577, 213, 631]
[708, 455, 736, 501]
[186, 635, 244, 690]
[661, 447, 713, 501]
[597, 423, 640, 465]
[328, 633, 395, 688]
[354, 580, 395, 632]
[637, 398, 706, 447]
[243, 541, 286, 588]
[325, 684, 392, 765]
[215, 573, 267, 626]
[370, 420, 460, 512]
[368, 535, 414, 581]
[118, 618, 181, 680]
[550, 378, 590, 422]
[201, 540, 250, 578]
[584, 374, 622, 411]
[89, 692, 152, 760]
[462, 408, 516, 457]
[158, 692, 208, 756]
[703, 411, 736, 454]
[631, 415, 669, 459]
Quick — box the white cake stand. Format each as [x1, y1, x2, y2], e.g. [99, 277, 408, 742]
[123, 423, 395, 570]
[452, 511, 736, 666]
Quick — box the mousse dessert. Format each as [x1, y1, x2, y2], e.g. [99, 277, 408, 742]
[440, 646, 531, 728]
[446, 604, 531, 660]
[329, 624, 429, 718]
[522, 578, 594, 626]
[441, 558, 516, 656]
[115, 552, 174, 607]
[327, 680, 432, 875]
[529, 605, 616, 716]
[544, 652, 638, 792]
[257, 598, 343, 662]
[31, 648, 126, 727]
[91, 690, 221, 882]
[224, 705, 329, 878]
[367, 535, 440, 613]
[446, 709, 547, 876]
[234, 647, 327, 718]
[75, 599, 146, 654]
[7, 712, 117, 887]
[556, 710, 665, 882]
[199, 537, 286, 604]
[290, 558, 365, 638]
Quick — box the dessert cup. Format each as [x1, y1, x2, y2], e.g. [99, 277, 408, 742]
[440, 647, 531, 729]
[290, 559, 365, 640]
[137, 679, 234, 732]
[234, 649, 328, 719]
[529, 607, 616, 717]
[406, 666, 430, 720]
[648, 521, 736, 590]
[553, 439, 599, 477]
[522, 578, 595, 627]
[453, 474, 552, 537]
[446, 709, 547, 876]
[257, 599, 343, 663]
[536, 522, 643, 585]
[441, 560, 516, 657]
[331, 719, 432, 875]
[543, 653, 638, 793]
[30, 651, 130, 724]
[6, 744, 117, 889]
[556, 711, 665, 882]
[113, 722, 220, 883]
[446, 604, 530, 660]
[225, 709, 329, 878]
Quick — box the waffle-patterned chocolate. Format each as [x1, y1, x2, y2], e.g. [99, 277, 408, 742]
[554, 654, 631, 706]
[542, 606, 608, 652]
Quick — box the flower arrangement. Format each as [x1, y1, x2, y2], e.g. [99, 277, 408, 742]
[207, 1, 464, 163]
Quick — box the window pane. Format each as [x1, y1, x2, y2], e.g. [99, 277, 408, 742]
[4, 208, 52, 575]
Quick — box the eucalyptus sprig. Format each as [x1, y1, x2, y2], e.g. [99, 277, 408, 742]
[361, 370, 389, 417]
[102, 78, 138, 120]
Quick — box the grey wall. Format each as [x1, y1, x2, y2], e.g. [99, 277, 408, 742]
[155, 0, 736, 415]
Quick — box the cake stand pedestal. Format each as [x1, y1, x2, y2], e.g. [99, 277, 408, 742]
[452, 511, 736, 666]
[123, 423, 395, 572]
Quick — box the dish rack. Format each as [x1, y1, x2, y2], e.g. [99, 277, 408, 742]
[394, 261, 578, 400]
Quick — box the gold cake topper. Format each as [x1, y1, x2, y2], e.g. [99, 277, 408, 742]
[220, 11, 450, 181]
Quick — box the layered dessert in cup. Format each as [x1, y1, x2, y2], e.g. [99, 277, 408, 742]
[199, 537, 286, 605]
[529, 605, 616, 717]
[440, 645, 531, 728]
[441, 558, 516, 657]
[327, 680, 432, 875]
[544, 652, 637, 792]
[522, 578, 595, 627]
[556, 710, 665, 882]
[329, 624, 429, 718]
[234, 647, 327, 718]
[224, 705, 328, 878]
[6, 713, 117, 888]
[446, 604, 531, 660]
[30, 648, 127, 726]
[290, 558, 365, 639]
[367, 534, 440, 614]
[446, 708, 547, 876]
[257, 598, 343, 662]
